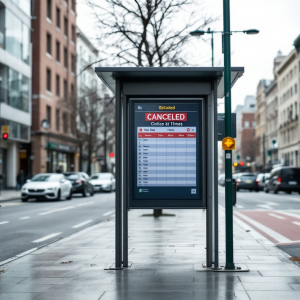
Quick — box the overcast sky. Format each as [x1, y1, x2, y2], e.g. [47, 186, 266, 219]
[77, 0, 300, 111]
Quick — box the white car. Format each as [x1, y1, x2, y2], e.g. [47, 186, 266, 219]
[90, 173, 116, 192]
[21, 173, 73, 201]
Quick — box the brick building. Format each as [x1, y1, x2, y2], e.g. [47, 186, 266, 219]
[31, 0, 78, 175]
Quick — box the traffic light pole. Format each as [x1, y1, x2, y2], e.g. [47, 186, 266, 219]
[223, 0, 235, 270]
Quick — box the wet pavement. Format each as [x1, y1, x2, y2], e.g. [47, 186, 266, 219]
[0, 208, 300, 299]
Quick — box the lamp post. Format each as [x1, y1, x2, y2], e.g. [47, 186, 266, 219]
[190, 28, 259, 67]
[41, 119, 50, 172]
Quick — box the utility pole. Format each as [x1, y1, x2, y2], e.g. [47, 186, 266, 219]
[263, 133, 266, 172]
[223, 0, 235, 270]
[103, 116, 107, 172]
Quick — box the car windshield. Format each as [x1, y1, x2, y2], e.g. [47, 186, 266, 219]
[241, 175, 256, 181]
[65, 174, 79, 180]
[31, 174, 61, 182]
[90, 175, 99, 180]
[98, 174, 111, 179]
[257, 174, 264, 180]
[282, 168, 300, 180]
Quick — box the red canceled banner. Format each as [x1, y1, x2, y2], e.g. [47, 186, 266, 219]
[145, 113, 187, 121]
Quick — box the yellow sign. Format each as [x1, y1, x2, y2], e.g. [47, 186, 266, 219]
[2, 125, 9, 134]
[222, 137, 235, 150]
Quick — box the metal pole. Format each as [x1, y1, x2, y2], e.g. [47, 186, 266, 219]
[223, 0, 235, 270]
[211, 32, 214, 67]
[104, 116, 107, 172]
[47, 131, 50, 172]
[115, 78, 122, 268]
[263, 133, 266, 172]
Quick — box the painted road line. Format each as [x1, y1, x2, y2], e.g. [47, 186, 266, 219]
[292, 221, 300, 226]
[39, 206, 75, 216]
[257, 204, 273, 210]
[103, 210, 114, 216]
[266, 202, 279, 206]
[72, 220, 93, 228]
[19, 216, 30, 220]
[32, 233, 62, 243]
[235, 204, 244, 209]
[269, 213, 285, 220]
[77, 202, 94, 207]
[0, 221, 9, 225]
[234, 211, 291, 244]
[277, 211, 300, 220]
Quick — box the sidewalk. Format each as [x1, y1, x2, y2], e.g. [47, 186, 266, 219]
[0, 190, 21, 202]
[0, 208, 300, 300]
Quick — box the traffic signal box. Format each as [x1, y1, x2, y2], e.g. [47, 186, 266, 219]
[1, 125, 9, 140]
[222, 137, 235, 150]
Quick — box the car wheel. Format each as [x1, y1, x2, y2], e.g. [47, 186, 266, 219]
[274, 188, 278, 194]
[265, 188, 269, 193]
[22, 198, 28, 202]
[255, 189, 259, 192]
[66, 190, 72, 200]
[90, 188, 94, 196]
[82, 185, 87, 197]
[56, 190, 61, 201]
[109, 185, 112, 193]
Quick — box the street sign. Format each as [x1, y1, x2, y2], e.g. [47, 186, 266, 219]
[222, 137, 235, 150]
[2, 125, 9, 134]
[217, 113, 236, 141]
[130, 101, 204, 208]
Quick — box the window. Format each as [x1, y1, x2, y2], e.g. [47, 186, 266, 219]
[56, 7, 60, 28]
[71, 54, 76, 73]
[71, 0, 75, 12]
[71, 84, 74, 96]
[71, 25, 75, 42]
[250, 104, 255, 108]
[46, 106, 51, 128]
[296, 84, 298, 94]
[244, 121, 249, 128]
[46, 69, 51, 92]
[56, 109, 60, 131]
[64, 48, 68, 68]
[47, 0, 51, 19]
[64, 80, 67, 98]
[64, 17, 68, 37]
[56, 41, 60, 62]
[70, 114, 74, 135]
[63, 113, 68, 133]
[56, 75, 60, 96]
[252, 121, 255, 127]
[47, 33, 51, 55]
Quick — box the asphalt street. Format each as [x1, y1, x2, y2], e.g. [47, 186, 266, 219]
[0, 192, 115, 262]
[219, 186, 300, 258]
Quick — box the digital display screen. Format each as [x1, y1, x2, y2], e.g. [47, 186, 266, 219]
[132, 102, 202, 202]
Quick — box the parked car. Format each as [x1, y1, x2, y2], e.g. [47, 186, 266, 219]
[256, 173, 270, 191]
[235, 173, 259, 192]
[218, 174, 225, 186]
[63, 172, 94, 197]
[90, 173, 116, 192]
[21, 173, 72, 201]
[264, 167, 300, 194]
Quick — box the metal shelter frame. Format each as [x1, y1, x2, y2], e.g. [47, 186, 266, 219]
[95, 67, 244, 269]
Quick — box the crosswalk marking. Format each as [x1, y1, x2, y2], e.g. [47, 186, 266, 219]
[269, 213, 285, 220]
[292, 221, 300, 226]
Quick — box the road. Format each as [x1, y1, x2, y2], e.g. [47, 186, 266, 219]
[0, 192, 115, 262]
[219, 186, 300, 257]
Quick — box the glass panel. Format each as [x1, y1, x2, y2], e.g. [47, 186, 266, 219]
[19, 0, 31, 16]
[6, 9, 22, 60]
[21, 75, 29, 111]
[22, 23, 30, 63]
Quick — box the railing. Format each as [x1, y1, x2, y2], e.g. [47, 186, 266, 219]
[0, 86, 29, 112]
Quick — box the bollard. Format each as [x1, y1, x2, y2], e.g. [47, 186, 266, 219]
[232, 178, 236, 206]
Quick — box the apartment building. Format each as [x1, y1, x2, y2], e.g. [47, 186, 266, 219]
[294, 35, 300, 166]
[0, 0, 32, 188]
[277, 48, 299, 166]
[31, 0, 78, 175]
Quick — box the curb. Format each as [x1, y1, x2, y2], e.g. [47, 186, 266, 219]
[0, 197, 21, 203]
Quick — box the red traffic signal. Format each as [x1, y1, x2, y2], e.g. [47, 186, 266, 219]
[2, 133, 8, 140]
[109, 152, 114, 158]
[240, 161, 244, 166]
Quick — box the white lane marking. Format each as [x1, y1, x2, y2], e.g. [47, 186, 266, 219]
[32, 233, 62, 243]
[292, 221, 300, 226]
[77, 201, 94, 207]
[269, 213, 285, 220]
[266, 201, 279, 206]
[103, 210, 114, 216]
[0, 221, 9, 225]
[234, 211, 291, 243]
[72, 220, 93, 228]
[235, 204, 244, 208]
[257, 204, 273, 210]
[39, 206, 75, 215]
[19, 216, 30, 220]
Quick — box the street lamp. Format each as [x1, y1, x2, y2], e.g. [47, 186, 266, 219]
[189, 28, 259, 66]
[41, 119, 50, 172]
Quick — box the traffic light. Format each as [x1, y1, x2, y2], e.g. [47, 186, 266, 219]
[240, 161, 244, 166]
[109, 152, 114, 158]
[233, 162, 238, 167]
[2, 132, 8, 140]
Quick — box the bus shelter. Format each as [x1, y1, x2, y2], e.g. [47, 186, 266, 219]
[95, 67, 244, 269]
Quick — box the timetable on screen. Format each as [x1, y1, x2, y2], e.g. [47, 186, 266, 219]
[130, 101, 203, 203]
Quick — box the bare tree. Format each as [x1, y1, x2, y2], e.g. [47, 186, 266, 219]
[86, 0, 216, 67]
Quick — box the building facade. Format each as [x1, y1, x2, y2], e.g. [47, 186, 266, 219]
[31, 0, 79, 175]
[0, 0, 32, 188]
[277, 48, 299, 166]
[294, 35, 300, 167]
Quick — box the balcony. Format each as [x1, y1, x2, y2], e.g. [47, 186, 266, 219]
[0, 85, 29, 112]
